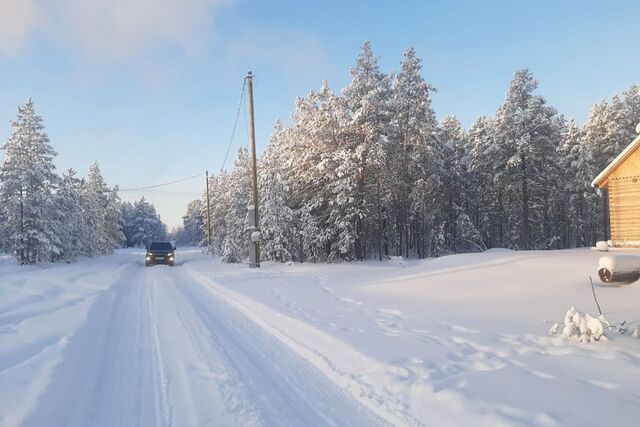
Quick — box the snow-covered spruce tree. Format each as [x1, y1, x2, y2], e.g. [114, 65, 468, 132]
[259, 121, 296, 262]
[126, 197, 164, 247]
[182, 199, 205, 246]
[493, 69, 563, 250]
[82, 162, 122, 255]
[221, 148, 251, 263]
[0, 98, 60, 264]
[202, 171, 232, 254]
[390, 47, 442, 257]
[55, 168, 85, 259]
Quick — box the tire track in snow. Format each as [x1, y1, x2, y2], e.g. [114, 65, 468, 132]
[145, 273, 173, 427]
[175, 265, 399, 426]
[20, 263, 167, 427]
[158, 269, 263, 425]
[19, 257, 391, 426]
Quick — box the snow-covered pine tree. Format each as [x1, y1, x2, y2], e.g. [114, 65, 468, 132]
[494, 69, 562, 249]
[439, 116, 482, 252]
[0, 98, 60, 264]
[581, 84, 640, 242]
[584, 86, 640, 176]
[390, 47, 441, 257]
[467, 116, 501, 247]
[104, 186, 125, 250]
[314, 82, 362, 261]
[325, 144, 361, 261]
[281, 82, 353, 261]
[343, 41, 392, 260]
[182, 199, 205, 246]
[191, 44, 638, 262]
[120, 201, 136, 247]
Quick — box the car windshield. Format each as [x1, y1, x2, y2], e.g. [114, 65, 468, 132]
[149, 242, 173, 251]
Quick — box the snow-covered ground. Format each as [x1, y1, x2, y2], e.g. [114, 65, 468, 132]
[1, 248, 639, 426]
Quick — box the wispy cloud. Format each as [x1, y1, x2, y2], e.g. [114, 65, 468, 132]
[54, 0, 231, 59]
[0, 0, 44, 54]
[0, 0, 231, 59]
[228, 28, 333, 78]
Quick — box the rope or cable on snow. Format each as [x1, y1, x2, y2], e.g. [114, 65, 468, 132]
[118, 173, 203, 192]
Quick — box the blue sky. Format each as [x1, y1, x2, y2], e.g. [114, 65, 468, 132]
[1, 0, 639, 228]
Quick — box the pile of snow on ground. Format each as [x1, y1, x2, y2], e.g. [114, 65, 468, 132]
[552, 307, 607, 343]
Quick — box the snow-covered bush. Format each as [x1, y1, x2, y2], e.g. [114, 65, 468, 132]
[550, 307, 608, 343]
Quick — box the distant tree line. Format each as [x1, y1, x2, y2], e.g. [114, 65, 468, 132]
[194, 42, 640, 263]
[0, 99, 166, 264]
[173, 200, 205, 246]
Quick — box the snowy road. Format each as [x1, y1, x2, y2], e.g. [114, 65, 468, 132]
[4, 248, 640, 427]
[3, 252, 389, 427]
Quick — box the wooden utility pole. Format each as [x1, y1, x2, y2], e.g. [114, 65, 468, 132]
[205, 170, 212, 252]
[246, 70, 260, 267]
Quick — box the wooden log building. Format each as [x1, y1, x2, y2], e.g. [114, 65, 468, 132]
[592, 125, 640, 247]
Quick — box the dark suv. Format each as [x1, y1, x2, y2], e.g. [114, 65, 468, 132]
[145, 241, 176, 266]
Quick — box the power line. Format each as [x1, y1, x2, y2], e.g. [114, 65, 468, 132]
[118, 173, 203, 192]
[220, 77, 247, 173]
[119, 79, 248, 194]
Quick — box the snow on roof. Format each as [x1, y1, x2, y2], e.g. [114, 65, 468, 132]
[592, 132, 640, 188]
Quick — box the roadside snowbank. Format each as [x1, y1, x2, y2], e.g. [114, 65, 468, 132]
[192, 248, 640, 427]
[0, 253, 137, 427]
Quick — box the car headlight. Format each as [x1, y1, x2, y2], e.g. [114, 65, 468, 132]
[146, 254, 152, 260]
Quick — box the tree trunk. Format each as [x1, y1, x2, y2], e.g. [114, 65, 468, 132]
[19, 186, 25, 265]
[377, 180, 382, 261]
[520, 153, 530, 250]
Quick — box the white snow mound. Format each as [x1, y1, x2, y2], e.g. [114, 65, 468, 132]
[558, 306, 607, 343]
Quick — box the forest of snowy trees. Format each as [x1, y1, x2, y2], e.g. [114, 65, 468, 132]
[120, 198, 167, 248]
[3, 43, 639, 265]
[198, 43, 640, 263]
[0, 99, 166, 264]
